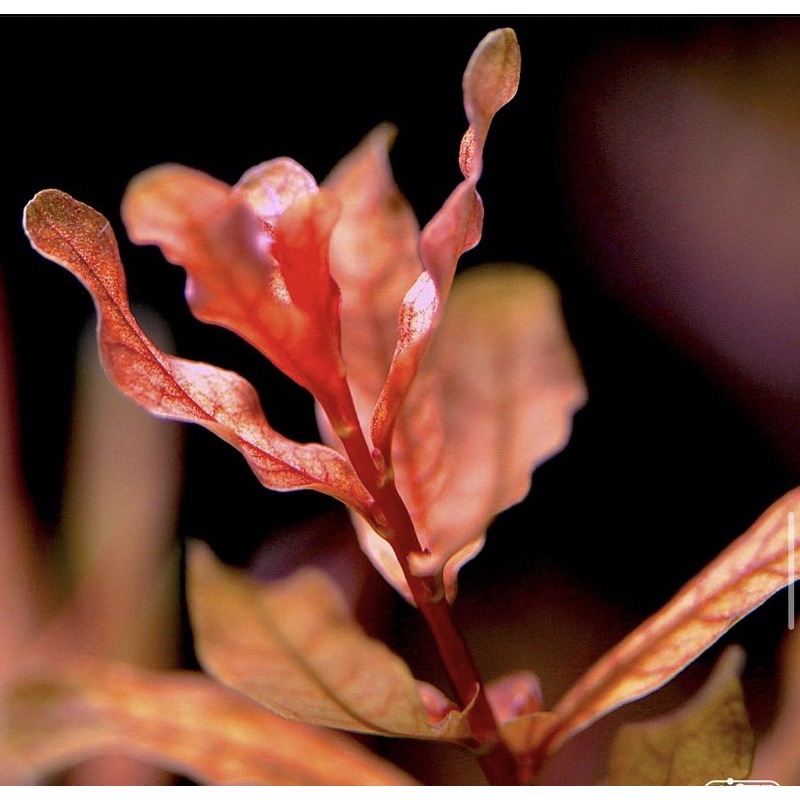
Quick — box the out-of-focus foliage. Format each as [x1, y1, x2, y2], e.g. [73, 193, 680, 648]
[605, 647, 753, 785]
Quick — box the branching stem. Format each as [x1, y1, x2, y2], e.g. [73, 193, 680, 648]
[330, 391, 519, 786]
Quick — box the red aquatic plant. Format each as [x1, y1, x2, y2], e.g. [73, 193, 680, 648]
[8, 27, 800, 786]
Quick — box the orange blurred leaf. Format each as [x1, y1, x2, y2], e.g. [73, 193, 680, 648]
[539, 487, 800, 758]
[604, 646, 754, 785]
[22, 189, 373, 518]
[1, 659, 414, 786]
[60, 323, 181, 785]
[751, 629, 800, 784]
[62, 321, 180, 666]
[0, 281, 45, 680]
[187, 541, 471, 740]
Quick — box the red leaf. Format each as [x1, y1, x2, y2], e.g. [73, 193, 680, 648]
[121, 162, 349, 417]
[23, 189, 373, 517]
[371, 29, 522, 461]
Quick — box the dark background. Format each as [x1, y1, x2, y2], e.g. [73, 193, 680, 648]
[2, 16, 799, 782]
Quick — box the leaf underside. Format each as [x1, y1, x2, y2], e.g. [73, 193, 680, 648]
[187, 542, 470, 741]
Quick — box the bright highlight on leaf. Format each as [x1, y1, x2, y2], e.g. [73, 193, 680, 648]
[605, 646, 754, 785]
[121, 162, 349, 418]
[187, 541, 471, 741]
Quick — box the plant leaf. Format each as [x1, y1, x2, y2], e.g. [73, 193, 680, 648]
[23, 189, 374, 518]
[1, 659, 414, 786]
[187, 541, 470, 741]
[121, 162, 348, 414]
[322, 123, 424, 439]
[605, 646, 754, 785]
[537, 487, 800, 759]
[354, 265, 586, 601]
[371, 28, 522, 463]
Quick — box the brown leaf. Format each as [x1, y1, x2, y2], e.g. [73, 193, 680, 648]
[605, 646, 754, 785]
[187, 541, 470, 740]
[539, 487, 800, 758]
[1, 659, 414, 786]
[23, 189, 374, 519]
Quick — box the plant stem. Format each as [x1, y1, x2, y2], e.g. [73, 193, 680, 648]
[332, 393, 519, 785]
[404, 570, 520, 785]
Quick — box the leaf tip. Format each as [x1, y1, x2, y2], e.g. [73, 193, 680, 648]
[468, 27, 522, 108]
[23, 188, 69, 237]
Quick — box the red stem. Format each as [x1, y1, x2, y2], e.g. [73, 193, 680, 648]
[328, 391, 519, 785]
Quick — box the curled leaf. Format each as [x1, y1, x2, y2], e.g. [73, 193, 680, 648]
[23, 189, 373, 518]
[187, 541, 470, 741]
[121, 163, 348, 413]
[605, 646, 754, 785]
[1, 659, 414, 786]
[539, 487, 800, 759]
[372, 28, 522, 461]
